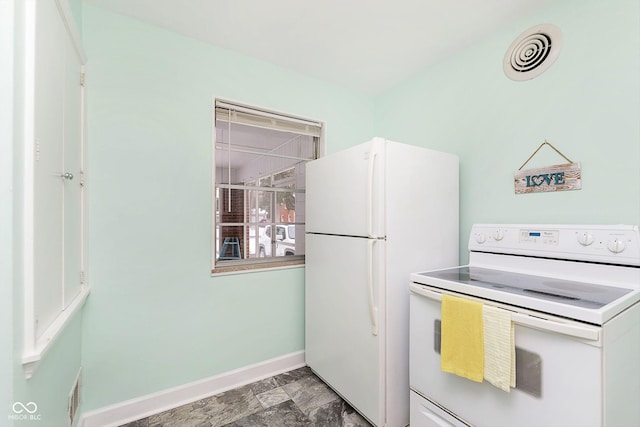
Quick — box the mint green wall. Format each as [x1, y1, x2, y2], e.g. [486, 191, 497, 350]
[67, 0, 82, 36]
[4, 1, 85, 426]
[80, 4, 373, 411]
[12, 315, 84, 427]
[375, 0, 640, 263]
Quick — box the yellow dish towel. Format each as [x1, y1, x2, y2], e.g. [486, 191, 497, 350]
[440, 294, 484, 382]
[483, 305, 516, 392]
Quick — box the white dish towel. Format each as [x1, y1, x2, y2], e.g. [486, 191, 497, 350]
[482, 305, 515, 392]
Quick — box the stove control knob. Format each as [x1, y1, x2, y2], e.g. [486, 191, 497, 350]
[475, 233, 487, 244]
[607, 239, 625, 254]
[577, 232, 594, 246]
[493, 230, 505, 241]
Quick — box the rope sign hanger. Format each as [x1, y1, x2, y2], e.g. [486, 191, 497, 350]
[514, 140, 581, 194]
[518, 140, 573, 171]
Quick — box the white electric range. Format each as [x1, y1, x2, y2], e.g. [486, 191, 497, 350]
[409, 224, 640, 427]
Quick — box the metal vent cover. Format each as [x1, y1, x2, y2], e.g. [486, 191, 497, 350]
[504, 24, 563, 81]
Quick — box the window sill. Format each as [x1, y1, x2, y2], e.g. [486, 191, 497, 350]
[22, 286, 90, 379]
[212, 258, 304, 275]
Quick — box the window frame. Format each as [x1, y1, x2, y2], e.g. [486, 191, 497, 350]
[211, 98, 324, 274]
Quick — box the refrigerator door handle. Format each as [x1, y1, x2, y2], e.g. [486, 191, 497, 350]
[368, 239, 379, 336]
[367, 144, 378, 238]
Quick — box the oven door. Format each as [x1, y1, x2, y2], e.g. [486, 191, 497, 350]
[410, 284, 603, 427]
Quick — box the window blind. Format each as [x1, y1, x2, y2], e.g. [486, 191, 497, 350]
[215, 100, 322, 138]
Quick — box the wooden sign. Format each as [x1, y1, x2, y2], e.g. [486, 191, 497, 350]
[514, 162, 581, 194]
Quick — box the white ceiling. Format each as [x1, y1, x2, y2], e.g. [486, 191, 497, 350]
[84, 0, 552, 95]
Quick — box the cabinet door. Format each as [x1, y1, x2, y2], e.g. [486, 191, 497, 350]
[33, 0, 66, 338]
[62, 20, 84, 309]
[32, 0, 84, 339]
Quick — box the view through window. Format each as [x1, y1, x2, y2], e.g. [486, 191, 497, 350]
[213, 100, 322, 272]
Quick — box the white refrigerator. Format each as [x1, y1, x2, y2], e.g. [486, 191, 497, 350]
[304, 137, 459, 427]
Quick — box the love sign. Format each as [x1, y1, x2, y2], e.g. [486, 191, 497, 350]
[514, 162, 581, 194]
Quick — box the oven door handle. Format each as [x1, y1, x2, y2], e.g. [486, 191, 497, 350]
[510, 312, 599, 341]
[410, 284, 600, 342]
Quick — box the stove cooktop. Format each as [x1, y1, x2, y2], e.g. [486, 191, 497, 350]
[417, 266, 633, 310]
[412, 224, 640, 324]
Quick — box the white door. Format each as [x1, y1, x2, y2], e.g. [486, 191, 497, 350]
[305, 233, 385, 425]
[305, 138, 385, 238]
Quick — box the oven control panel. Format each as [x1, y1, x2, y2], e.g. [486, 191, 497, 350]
[469, 224, 640, 266]
[519, 229, 559, 245]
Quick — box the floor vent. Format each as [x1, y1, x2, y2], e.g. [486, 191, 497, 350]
[68, 369, 81, 426]
[504, 23, 563, 81]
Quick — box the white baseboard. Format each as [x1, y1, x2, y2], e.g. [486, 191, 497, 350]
[80, 351, 305, 427]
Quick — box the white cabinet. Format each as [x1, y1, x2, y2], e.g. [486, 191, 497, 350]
[22, 0, 88, 377]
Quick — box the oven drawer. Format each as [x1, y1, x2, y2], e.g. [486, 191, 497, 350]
[410, 391, 470, 427]
[409, 288, 604, 427]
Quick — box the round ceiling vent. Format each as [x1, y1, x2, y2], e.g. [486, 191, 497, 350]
[504, 23, 563, 81]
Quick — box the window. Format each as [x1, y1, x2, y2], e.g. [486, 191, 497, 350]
[212, 99, 322, 273]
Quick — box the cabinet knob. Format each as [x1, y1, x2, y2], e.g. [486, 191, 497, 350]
[61, 172, 74, 180]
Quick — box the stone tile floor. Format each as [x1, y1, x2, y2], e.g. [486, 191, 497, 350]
[119, 366, 372, 427]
